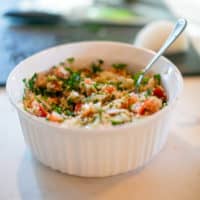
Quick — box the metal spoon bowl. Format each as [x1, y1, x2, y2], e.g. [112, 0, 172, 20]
[135, 18, 187, 92]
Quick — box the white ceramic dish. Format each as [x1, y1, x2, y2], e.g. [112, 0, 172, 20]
[6, 41, 183, 177]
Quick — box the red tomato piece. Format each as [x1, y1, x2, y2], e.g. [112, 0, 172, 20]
[121, 94, 138, 109]
[138, 105, 145, 115]
[84, 78, 92, 84]
[128, 94, 138, 105]
[39, 105, 48, 117]
[47, 113, 63, 123]
[153, 87, 166, 100]
[75, 103, 82, 112]
[104, 85, 116, 94]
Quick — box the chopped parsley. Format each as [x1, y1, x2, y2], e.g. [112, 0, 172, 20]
[67, 57, 75, 64]
[64, 109, 74, 116]
[91, 63, 102, 73]
[22, 78, 26, 84]
[154, 74, 161, 84]
[132, 72, 144, 84]
[162, 101, 168, 108]
[67, 72, 81, 90]
[112, 63, 127, 70]
[67, 98, 75, 106]
[145, 88, 152, 98]
[133, 72, 142, 83]
[64, 67, 72, 74]
[47, 75, 57, 81]
[116, 82, 123, 90]
[93, 82, 101, 90]
[59, 62, 65, 66]
[111, 120, 124, 126]
[142, 76, 150, 85]
[52, 104, 62, 114]
[91, 59, 104, 73]
[98, 59, 104, 65]
[27, 73, 37, 91]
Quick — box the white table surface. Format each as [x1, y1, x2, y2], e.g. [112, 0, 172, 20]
[1, 1, 200, 200]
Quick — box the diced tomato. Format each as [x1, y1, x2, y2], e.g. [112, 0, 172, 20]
[121, 94, 138, 109]
[82, 108, 95, 117]
[47, 113, 63, 123]
[138, 105, 146, 115]
[121, 101, 129, 109]
[153, 87, 167, 100]
[104, 85, 116, 94]
[75, 103, 82, 112]
[47, 97, 58, 105]
[38, 105, 48, 117]
[138, 97, 162, 115]
[128, 94, 138, 105]
[84, 78, 92, 84]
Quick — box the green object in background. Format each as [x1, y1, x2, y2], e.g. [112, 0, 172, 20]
[68, 5, 149, 26]
[87, 6, 138, 22]
[1, 0, 200, 86]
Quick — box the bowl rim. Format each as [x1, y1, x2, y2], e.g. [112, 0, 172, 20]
[6, 40, 183, 134]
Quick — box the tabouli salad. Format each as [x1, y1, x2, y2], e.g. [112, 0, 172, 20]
[22, 58, 167, 127]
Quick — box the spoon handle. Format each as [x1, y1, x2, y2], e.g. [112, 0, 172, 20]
[144, 18, 187, 73]
[136, 18, 187, 90]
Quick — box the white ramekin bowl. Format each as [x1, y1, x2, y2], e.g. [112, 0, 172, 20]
[6, 41, 183, 177]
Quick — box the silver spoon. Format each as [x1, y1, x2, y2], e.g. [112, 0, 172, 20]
[135, 18, 187, 92]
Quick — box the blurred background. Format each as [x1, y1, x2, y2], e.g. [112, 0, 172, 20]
[1, 0, 200, 85]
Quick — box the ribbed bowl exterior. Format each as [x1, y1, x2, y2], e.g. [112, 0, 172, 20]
[18, 108, 171, 177]
[7, 41, 183, 177]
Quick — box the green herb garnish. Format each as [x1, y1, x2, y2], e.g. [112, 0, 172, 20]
[98, 59, 104, 65]
[91, 64, 102, 73]
[22, 78, 26, 84]
[47, 75, 57, 81]
[154, 74, 161, 84]
[59, 62, 65, 66]
[144, 88, 152, 98]
[91, 59, 104, 73]
[67, 57, 75, 64]
[116, 81, 122, 90]
[98, 109, 103, 122]
[142, 77, 150, 85]
[28, 73, 37, 91]
[65, 109, 74, 116]
[67, 98, 75, 106]
[64, 67, 72, 74]
[132, 72, 143, 84]
[93, 99, 98, 103]
[52, 105, 62, 114]
[132, 72, 150, 85]
[67, 72, 81, 90]
[93, 82, 100, 89]
[112, 63, 127, 70]
[162, 101, 168, 108]
[111, 120, 124, 126]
